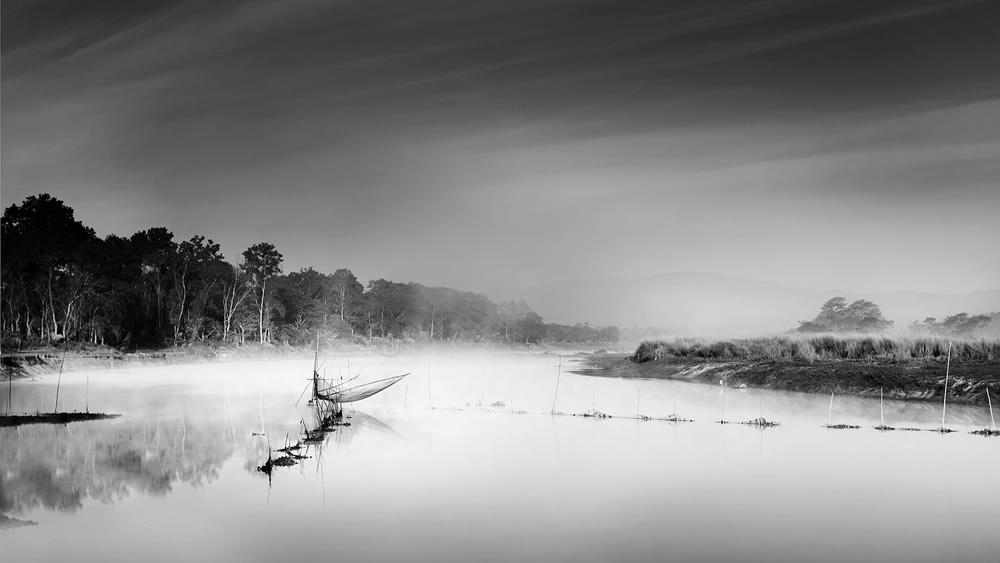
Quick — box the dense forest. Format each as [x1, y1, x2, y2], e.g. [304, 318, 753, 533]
[1, 194, 619, 349]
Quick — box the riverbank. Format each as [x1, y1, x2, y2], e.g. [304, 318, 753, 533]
[1, 339, 616, 380]
[575, 353, 1000, 407]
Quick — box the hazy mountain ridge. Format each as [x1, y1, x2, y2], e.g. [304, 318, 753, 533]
[489, 273, 1000, 337]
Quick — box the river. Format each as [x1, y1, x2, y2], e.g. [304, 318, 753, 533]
[2, 353, 997, 562]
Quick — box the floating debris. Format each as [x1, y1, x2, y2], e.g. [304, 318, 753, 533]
[823, 423, 861, 430]
[874, 425, 896, 432]
[741, 417, 779, 428]
[654, 413, 694, 423]
[0, 412, 120, 427]
[970, 428, 1000, 437]
[573, 409, 610, 419]
[257, 453, 302, 476]
[927, 427, 957, 434]
[0, 514, 38, 531]
[717, 417, 779, 428]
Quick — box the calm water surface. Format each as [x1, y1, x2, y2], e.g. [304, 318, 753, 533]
[2, 353, 998, 562]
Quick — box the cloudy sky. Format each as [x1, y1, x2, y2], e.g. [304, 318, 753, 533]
[3, 0, 999, 295]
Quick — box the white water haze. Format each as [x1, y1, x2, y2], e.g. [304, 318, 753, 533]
[3, 354, 998, 562]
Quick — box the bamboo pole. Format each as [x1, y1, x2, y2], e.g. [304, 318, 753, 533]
[880, 387, 885, 427]
[941, 341, 951, 429]
[53, 347, 67, 413]
[988, 389, 996, 431]
[636, 384, 641, 418]
[259, 380, 265, 436]
[828, 391, 835, 425]
[550, 356, 562, 414]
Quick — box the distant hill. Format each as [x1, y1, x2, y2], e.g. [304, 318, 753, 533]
[488, 272, 1000, 337]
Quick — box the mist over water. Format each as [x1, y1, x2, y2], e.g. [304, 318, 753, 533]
[3, 354, 998, 562]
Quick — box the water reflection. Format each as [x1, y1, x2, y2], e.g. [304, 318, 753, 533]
[1, 400, 399, 518]
[1, 416, 234, 515]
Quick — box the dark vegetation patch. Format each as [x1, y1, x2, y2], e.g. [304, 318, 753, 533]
[0, 412, 120, 427]
[717, 417, 779, 428]
[0, 514, 38, 532]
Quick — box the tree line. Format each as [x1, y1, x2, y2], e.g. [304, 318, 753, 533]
[796, 297, 993, 337]
[1, 194, 619, 349]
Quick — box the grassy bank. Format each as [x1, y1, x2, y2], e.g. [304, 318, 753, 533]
[578, 335, 1000, 407]
[631, 335, 999, 363]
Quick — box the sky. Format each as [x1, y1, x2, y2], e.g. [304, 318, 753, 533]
[3, 0, 999, 297]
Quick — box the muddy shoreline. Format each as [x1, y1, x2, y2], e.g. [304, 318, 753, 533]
[575, 354, 1000, 407]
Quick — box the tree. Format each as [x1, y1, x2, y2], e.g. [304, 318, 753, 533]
[496, 300, 532, 342]
[242, 243, 283, 342]
[220, 263, 253, 343]
[274, 268, 335, 344]
[128, 228, 178, 346]
[364, 279, 414, 338]
[912, 313, 992, 337]
[1, 194, 98, 341]
[516, 312, 547, 344]
[330, 268, 364, 331]
[170, 235, 226, 343]
[797, 297, 893, 333]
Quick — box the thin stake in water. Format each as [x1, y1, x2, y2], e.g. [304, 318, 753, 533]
[941, 341, 952, 429]
[53, 347, 68, 413]
[828, 391, 835, 425]
[988, 389, 996, 431]
[880, 387, 885, 427]
[6, 361, 11, 416]
[550, 356, 562, 414]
